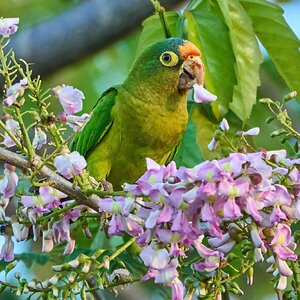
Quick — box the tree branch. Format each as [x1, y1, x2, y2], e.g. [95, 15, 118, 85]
[0, 147, 100, 211]
[9, 0, 186, 78]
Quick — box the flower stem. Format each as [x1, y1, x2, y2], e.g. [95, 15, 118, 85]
[291, 260, 300, 298]
[14, 107, 34, 160]
[85, 188, 126, 197]
[37, 201, 77, 224]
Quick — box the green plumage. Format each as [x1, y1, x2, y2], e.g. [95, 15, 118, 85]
[71, 38, 191, 188]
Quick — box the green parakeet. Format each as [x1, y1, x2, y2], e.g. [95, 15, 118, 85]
[70, 38, 204, 188]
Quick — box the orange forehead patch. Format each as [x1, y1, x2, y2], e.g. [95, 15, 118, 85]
[179, 41, 201, 60]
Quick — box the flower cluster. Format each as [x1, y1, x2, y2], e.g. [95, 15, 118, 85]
[98, 151, 300, 299]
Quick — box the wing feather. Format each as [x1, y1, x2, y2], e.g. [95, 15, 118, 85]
[70, 86, 118, 157]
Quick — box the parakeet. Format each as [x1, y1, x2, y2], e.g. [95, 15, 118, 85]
[70, 38, 204, 188]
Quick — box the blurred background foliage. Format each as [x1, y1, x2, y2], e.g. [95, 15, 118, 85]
[0, 0, 299, 299]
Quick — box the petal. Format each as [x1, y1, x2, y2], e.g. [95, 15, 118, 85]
[193, 84, 217, 103]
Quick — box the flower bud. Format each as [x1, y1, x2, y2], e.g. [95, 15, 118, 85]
[259, 98, 272, 104]
[247, 267, 254, 285]
[270, 129, 286, 137]
[48, 274, 62, 285]
[5, 260, 17, 274]
[208, 137, 219, 151]
[67, 272, 77, 283]
[92, 248, 106, 259]
[283, 91, 297, 102]
[249, 173, 262, 185]
[82, 260, 92, 273]
[52, 258, 80, 272]
[266, 116, 275, 123]
[238, 146, 247, 153]
[103, 255, 110, 270]
[242, 127, 260, 136]
[219, 118, 229, 131]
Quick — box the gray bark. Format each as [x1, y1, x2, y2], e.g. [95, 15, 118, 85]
[9, 0, 186, 77]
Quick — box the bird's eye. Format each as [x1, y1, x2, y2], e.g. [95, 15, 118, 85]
[159, 51, 179, 67]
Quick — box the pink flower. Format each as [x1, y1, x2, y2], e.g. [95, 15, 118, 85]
[223, 198, 242, 219]
[219, 118, 229, 131]
[52, 85, 84, 115]
[98, 197, 134, 216]
[98, 197, 141, 236]
[193, 236, 222, 258]
[21, 186, 67, 208]
[197, 161, 221, 181]
[193, 84, 217, 103]
[207, 137, 219, 151]
[154, 258, 179, 284]
[3, 119, 20, 147]
[140, 244, 169, 270]
[271, 224, 297, 261]
[57, 112, 90, 132]
[193, 237, 224, 272]
[0, 164, 18, 199]
[42, 229, 54, 253]
[0, 18, 19, 38]
[54, 151, 87, 179]
[2, 78, 27, 107]
[218, 178, 249, 198]
[0, 235, 14, 262]
[241, 127, 260, 136]
[11, 221, 29, 242]
[275, 256, 293, 276]
[171, 277, 184, 300]
[276, 275, 287, 290]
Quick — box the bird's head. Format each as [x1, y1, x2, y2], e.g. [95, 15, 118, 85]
[126, 38, 204, 95]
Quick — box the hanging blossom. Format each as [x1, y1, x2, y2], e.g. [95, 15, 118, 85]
[2, 78, 27, 107]
[54, 151, 87, 179]
[0, 18, 19, 38]
[193, 84, 217, 103]
[2, 118, 20, 148]
[0, 235, 14, 262]
[57, 112, 90, 132]
[32, 126, 47, 149]
[98, 151, 300, 300]
[0, 164, 18, 200]
[240, 127, 260, 136]
[52, 85, 84, 115]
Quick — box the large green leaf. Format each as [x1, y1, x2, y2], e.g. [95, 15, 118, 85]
[135, 12, 180, 58]
[185, 0, 237, 118]
[191, 105, 220, 160]
[216, 0, 263, 121]
[240, 0, 300, 99]
[174, 103, 205, 167]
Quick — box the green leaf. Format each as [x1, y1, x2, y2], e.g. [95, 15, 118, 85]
[185, 0, 237, 118]
[15, 252, 49, 268]
[191, 105, 219, 160]
[135, 12, 180, 57]
[174, 103, 205, 167]
[240, 0, 300, 99]
[216, 0, 263, 121]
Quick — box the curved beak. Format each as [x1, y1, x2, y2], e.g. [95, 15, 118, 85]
[178, 55, 205, 91]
